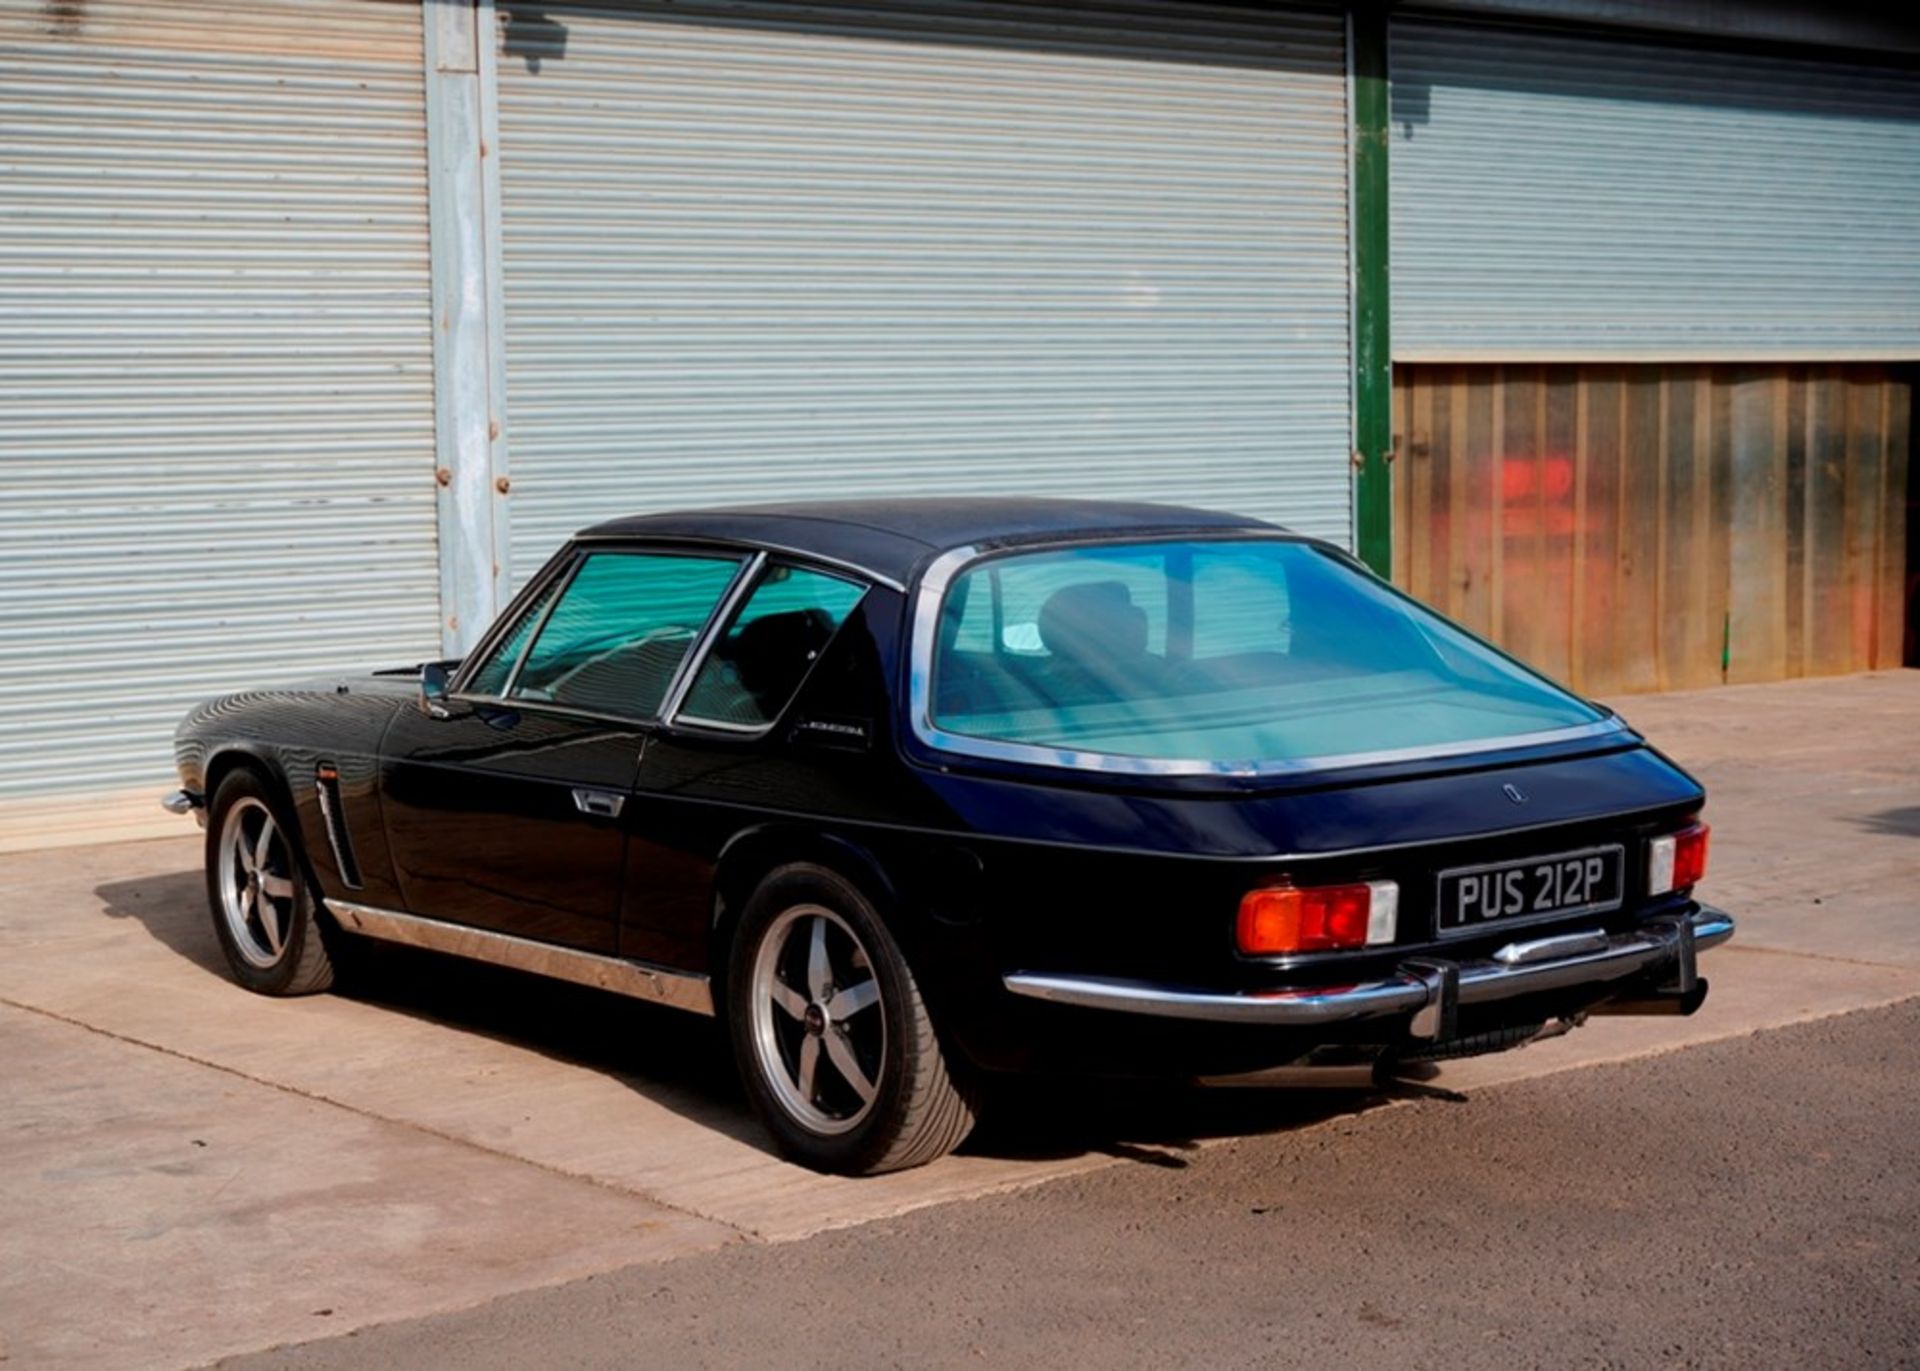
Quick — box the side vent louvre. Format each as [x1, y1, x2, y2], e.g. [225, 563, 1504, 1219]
[314, 763, 363, 890]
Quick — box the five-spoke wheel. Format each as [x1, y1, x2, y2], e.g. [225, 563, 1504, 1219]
[728, 864, 978, 1174]
[204, 767, 338, 995]
[217, 796, 299, 969]
[749, 904, 887, 1135]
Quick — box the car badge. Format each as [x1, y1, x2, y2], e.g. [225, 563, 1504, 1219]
[1503, 783, 1529, 805]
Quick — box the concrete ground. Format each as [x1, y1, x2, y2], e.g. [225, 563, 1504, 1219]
[230, 1002, 1920, 1371]
[0, 670, 1915, 1368]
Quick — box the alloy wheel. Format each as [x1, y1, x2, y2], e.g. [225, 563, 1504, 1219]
[217, 796, 298, 969]
[747, 903, 887, 1135]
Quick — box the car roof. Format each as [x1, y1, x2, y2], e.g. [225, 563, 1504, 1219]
[576, 497, 1283, 585]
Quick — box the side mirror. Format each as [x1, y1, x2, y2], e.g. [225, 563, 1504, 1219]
[419, 661, 461, 720]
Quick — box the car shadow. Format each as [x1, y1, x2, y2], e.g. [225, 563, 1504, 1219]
[93, 866, 236, 981]
[1855, 805, 1920, 838]
[92, 870, 1396, 1172]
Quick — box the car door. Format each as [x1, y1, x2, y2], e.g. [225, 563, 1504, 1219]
[379, 545, 750, 952]
[618, 559, 873, 969]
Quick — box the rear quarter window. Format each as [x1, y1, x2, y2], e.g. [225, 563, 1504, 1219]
[678, 563, 867, 729]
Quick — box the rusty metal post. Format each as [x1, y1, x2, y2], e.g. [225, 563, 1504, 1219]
[425, 0, 511, 656]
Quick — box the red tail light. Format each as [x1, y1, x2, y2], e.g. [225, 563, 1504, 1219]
[1647, 822, 1710, 896]
[1238, 880, 1399, 955]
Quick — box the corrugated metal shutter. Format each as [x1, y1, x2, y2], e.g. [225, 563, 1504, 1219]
[492, 0, 1352, 580]
[1390, 18, 1920, 360]
[0, 1, 439, 813]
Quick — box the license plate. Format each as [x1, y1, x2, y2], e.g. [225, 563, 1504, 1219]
[1436, 844, 1624, 935]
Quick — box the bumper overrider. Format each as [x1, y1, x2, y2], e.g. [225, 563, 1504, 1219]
[1004, 905, 1733, 1044]
[162, 789, 208, 827]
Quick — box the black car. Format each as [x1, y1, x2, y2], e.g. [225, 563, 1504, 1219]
[167, 499, 1730, 1175]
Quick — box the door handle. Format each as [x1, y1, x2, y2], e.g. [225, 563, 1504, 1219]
[571, 788, 625, 819]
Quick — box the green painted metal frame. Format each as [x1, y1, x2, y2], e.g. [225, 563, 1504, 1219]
[1349, 2, 1393, 576]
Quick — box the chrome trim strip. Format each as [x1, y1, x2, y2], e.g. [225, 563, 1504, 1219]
[670, 575, 872, 737]
[160, 789, 201, 814]
[435, 696, 657, 730]
[500, 552, 585, 699]
[907, 540, 1631, 778]
[449, 543, 578, 696]
[657, 551, 767, 723]
[1002, 909, 1735, 1027]
[327, 900, 714, 1016]
[453, 544, 758, 702]
[675, 716, 768, 735]
[572, 532, 908, 594]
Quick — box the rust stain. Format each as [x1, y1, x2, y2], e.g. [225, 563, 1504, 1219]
[44, 0, 84, 39]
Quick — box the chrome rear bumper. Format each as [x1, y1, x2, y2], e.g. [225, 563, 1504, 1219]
[1003, 906, 1733, 1041]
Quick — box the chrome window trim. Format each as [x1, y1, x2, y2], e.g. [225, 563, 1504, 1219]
[500, 553, 585, 698]
[434, 696, 663, 731]
[671, 715, 768, 736]
[571, 531, 907, 594]
[669, 563, 871, 737]
[655, 551, 767, 722]
[907, 538, 1630, 779]
[448, 544, 578, 697]
[451, 544, 753, 724]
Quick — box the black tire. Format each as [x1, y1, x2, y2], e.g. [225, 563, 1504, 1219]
[726, 863, 977, 1175]
[204, 766, 338, 996]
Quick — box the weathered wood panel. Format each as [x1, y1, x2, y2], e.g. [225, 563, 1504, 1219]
[1392, 363, 1912, 694]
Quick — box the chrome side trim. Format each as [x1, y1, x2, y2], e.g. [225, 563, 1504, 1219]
[160, 789, 202, 815]
[1002, 908, 1735, 1027]
[907, 539, 1631, 778]
[327, 900, 713, 1016]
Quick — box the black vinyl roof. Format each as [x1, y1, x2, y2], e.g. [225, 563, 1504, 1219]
[577, 498, 1282, 585]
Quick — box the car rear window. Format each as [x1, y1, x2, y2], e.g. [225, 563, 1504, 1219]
[929, 539, 1603, 768]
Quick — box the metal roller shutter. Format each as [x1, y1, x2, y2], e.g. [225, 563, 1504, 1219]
[0, 0, 439, 835]
[1389, 18, 1920, 360]
[492, 0, 1352, 581]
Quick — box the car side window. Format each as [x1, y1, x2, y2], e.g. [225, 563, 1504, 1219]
[462, 574, 565, 698]
[677, 564, 866, 729]
[508, 551, 743, 717]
